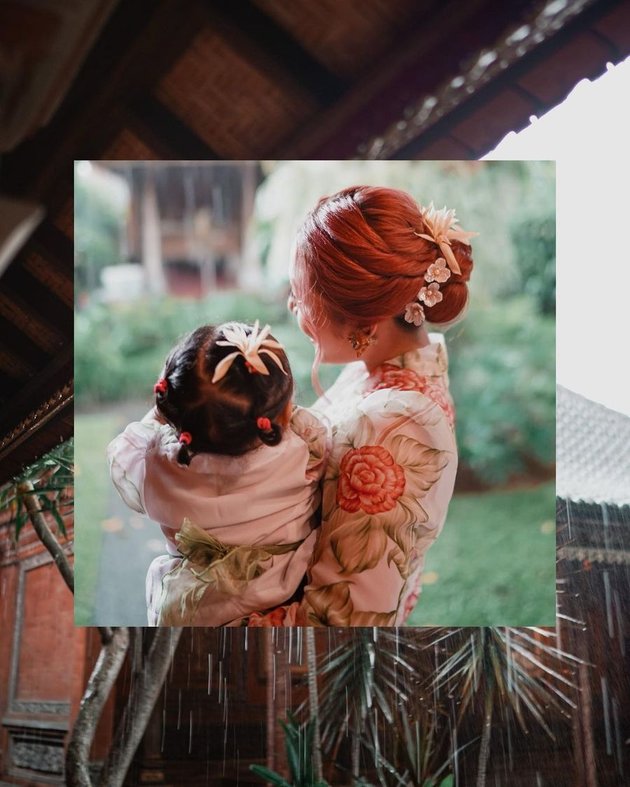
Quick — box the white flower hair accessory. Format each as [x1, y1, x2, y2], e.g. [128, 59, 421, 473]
[212, 320, 287, 383]
[404, 302, 426, 326]
[419, 282, 443, 307]
[403, 203, 477, 325]
[414, 203, 478, 275]
[424, 257, 451, 284]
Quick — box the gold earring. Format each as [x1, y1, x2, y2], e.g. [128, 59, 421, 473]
[348, 332, 373, 357]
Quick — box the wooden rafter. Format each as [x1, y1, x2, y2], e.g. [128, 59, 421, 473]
[203, 0, 347, 105]
[129, 95, 221, 160]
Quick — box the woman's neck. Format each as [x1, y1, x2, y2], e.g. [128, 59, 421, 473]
[361, 323, 431, 373]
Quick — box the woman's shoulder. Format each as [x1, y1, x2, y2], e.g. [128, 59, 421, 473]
[338, 387, 455, 444]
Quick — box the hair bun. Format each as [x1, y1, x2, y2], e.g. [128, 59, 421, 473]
[258, 422, 282, 447]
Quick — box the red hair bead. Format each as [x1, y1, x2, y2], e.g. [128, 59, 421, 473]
[179, 432, 192, 445]
[154, 378, 168, 394]
[256, 417, 272, 432]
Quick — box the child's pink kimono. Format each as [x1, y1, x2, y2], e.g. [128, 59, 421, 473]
[107, 406, 328, 626]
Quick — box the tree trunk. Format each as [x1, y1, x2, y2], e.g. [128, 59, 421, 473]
[306, 628, 323, 783]
[65, 628, 130, 787]
[97, 627, 183, 787]
[18, 481, 74, 592]
[476, 692, 494, 787]
[579, 660, 598, 787]
[351, 728, 361, 781]
[264, 628, 290, 778]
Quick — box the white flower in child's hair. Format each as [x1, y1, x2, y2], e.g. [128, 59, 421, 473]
[403, 301, 426, 326]
[414, 203, 478, 276]
[212, 320, 287, 383]
[418, 282, 443, 307]
[424, 257, 451, 284]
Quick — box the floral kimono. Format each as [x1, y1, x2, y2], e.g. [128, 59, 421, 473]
[107, 406, 328, 626]
[249, 335, 457, 627]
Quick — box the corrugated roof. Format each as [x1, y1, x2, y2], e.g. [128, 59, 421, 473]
[557, 385, 630, 506]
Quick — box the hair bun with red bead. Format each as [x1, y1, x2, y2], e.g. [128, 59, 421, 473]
[154, 378, 168, 394]
[256, 417, 272, 432]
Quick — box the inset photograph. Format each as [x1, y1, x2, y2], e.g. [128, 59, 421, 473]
[74, 159, 556, 627]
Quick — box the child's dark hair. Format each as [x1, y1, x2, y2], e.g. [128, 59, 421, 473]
[154, 323, 294, 465]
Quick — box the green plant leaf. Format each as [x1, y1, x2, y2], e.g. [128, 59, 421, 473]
[249, 763, 292, 786]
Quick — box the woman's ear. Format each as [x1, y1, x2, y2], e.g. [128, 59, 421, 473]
[354, 323, 378, 340]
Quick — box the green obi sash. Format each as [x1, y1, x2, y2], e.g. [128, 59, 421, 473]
[158, 518, 305, 625]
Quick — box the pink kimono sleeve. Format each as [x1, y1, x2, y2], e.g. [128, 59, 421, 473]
[107, 409, 163, 515]
[296, 389, 458, 626]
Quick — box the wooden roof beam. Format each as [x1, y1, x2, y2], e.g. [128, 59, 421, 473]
[29, 220, 74, 280]
[128, 95, 221, 160]
[203, 0, 347, 106]
[0, 345, 72, 438]
[363, 0, 626, 160]
[273, 0, 528, 158]
[1, 263, 73, 337]
[0, 314, 49, 370]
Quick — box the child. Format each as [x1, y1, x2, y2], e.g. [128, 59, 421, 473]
[107, 320, 328, 626]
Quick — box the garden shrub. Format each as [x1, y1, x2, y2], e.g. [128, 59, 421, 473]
[511, 213, 556, 316]
[76, 293, 553, 488]
[447, 296, 555, 485]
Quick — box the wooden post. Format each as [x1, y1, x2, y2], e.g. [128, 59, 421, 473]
[140, 166, 166, 296]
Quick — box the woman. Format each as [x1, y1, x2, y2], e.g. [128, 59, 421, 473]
[249, 185, 475, 627]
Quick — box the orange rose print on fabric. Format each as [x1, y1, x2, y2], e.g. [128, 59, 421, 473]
[365, 364, 455, 429]
[247, 607, 287, 627]
[367, 364, 428, 392]
[422, 381, 455, 429]
[337, 445, 405, 514]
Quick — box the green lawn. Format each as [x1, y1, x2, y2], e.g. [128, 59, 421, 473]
[407, 481, 556, 627]
[74, 410, 123, 625]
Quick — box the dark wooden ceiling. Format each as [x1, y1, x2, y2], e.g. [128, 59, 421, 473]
[0, 218, 73, 485]
[0, 0, 629, 484]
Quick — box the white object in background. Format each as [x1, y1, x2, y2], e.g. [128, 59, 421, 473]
[0, 0, 120, 152]
[0, 196, 44, 277]
[100, 264, 145, 302]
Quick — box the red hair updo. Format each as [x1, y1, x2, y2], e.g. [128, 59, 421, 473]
[293, 186, 474, 328]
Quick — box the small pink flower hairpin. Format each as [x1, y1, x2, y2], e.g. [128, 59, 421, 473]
[404, 302, 426, 326]
[424, 257, 451, 284]
[418, 282, 443, 308]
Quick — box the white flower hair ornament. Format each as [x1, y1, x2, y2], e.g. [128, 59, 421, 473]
[404, 302, 426, 326]
[418, 282, 443, 307]
[211, 320, 288, 383]
[414, 203, 478, 276]
[403, 204, 477, 326]
[424, 257, 451, 284]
